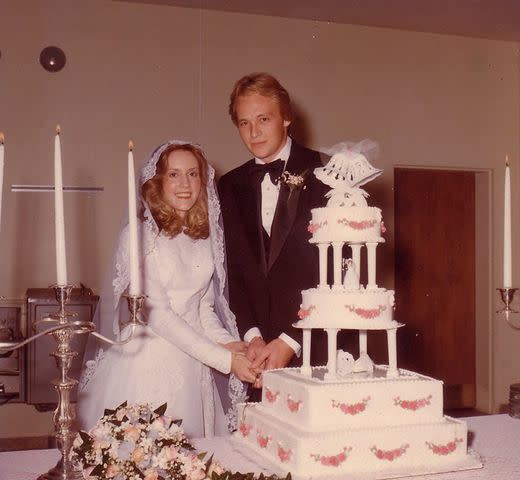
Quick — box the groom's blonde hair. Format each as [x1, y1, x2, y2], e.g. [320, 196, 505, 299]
[141, 144, 209, 239]
[229, 72, 293, 126]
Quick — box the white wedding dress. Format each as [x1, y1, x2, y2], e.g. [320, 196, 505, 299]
[78, 229, 236, 438]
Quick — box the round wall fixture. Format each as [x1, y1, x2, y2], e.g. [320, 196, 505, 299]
[39, 46, 66, 72]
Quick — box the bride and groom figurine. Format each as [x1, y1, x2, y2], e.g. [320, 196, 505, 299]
[78, 72, 380, 438]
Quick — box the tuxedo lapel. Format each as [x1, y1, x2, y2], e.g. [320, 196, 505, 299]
[268, 144, 309, 271]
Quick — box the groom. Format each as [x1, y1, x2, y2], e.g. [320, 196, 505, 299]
[218, 73, 331, 385]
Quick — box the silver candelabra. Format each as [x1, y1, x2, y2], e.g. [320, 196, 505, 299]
[0, 285, 146, 480]
[497, 287, 520, 329]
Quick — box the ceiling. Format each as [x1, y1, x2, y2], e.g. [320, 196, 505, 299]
[120, 0, 520, 42]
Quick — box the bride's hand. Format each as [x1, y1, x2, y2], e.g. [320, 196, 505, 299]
[231, 353, 257, 383]
[222, 341, 249, 354]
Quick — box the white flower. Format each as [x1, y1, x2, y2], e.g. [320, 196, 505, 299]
[71, 402, 234, 480]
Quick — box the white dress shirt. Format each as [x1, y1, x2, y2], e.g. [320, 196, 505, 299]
[244, 137, 301, 356]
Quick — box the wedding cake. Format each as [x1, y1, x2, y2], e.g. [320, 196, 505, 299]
[232, 144, 481, 479]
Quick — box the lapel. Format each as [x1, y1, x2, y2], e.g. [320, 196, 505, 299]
[239, 160, 268, 274]
[268, 143, 309, 270]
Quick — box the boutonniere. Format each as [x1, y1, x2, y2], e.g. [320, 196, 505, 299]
[280, 169, 308, 198]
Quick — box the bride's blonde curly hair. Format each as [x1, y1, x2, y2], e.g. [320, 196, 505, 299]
[141, 143, 209, 239]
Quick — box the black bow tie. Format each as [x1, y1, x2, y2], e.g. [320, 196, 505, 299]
[249, 159, 285, 184]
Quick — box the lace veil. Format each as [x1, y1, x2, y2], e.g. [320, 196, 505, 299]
[81, 139, 247, 431]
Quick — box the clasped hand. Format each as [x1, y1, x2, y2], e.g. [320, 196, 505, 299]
[223, 338, 294, 386]
[245, 337, 294, 388]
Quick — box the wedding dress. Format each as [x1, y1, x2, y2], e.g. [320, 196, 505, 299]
[78, 140, 246, 438]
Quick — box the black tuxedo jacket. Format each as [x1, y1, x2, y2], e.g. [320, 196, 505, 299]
[218, 141, 332, 365]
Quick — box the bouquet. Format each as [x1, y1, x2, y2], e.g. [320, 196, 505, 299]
[71, 401, 289, 480]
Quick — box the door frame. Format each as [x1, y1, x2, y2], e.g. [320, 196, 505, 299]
[394, 165, 493, 413]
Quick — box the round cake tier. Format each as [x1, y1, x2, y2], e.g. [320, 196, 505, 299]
[294, 287, 397, 330]
[308, 206, 384, 243]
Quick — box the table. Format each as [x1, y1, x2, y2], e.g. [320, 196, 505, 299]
[0, 415, 518, 479]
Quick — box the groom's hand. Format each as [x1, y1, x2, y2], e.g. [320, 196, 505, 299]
[245, 336, 267, 363]
[222, 341, 249, 354]
[252, 338, 294, 372]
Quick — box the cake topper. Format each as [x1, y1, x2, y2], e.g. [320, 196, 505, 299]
[315, 139, 382, 207]
[342, 258, 360, 290]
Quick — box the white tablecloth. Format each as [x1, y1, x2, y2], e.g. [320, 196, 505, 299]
[0, 414, 518, 479]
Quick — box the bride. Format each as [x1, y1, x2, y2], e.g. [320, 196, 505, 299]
[78, 140, 255, 437]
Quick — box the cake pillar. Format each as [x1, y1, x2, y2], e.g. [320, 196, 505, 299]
[317, 243, 329, 289]
[386, 327, 399, 378]
[332, 242, 343, 288]
[366, 242, 378, 289]
[301, 329, 312, 376]
[324, 328, 339, 379]
[359, 330, 368, 355]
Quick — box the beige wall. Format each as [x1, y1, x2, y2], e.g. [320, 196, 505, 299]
[0, 0, 519, 436]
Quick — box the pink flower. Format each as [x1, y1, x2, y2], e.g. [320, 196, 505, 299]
[239, 422, 252, 437]
[144, 468, 159, 480]
[124, 425, 140, 442]
[131, 447, 145, 464]
[307, 223, 318, 233]
[287, 396, 302, 412]
[257, 434, 271, 448]
[106, 463, 121, 478]
[297, 305, 315, 320]
[278, 446, 292, 463]
[265, 388, 279, 403]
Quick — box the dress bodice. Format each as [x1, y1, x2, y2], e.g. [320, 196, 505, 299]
[144, 232, 214, 326]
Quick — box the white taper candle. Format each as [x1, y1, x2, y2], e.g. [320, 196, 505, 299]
[504, 156, 512, 288]
[128, 141, 140, 295]
[0, 133, 4, 232]
[54, 126, 68, 286]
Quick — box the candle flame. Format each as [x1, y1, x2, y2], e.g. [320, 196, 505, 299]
[0, 132, 4, 144]
[129, 140, 134, 151]
[56, 125, 61, 135]
[506, 155, 509, 167]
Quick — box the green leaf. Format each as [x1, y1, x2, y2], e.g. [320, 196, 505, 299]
[90, 464, 104, 476]
[153, 403, 168, 416]
[78, 431, 92, 444]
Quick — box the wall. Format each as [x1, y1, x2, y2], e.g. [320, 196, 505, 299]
[0, 0, 518, 437]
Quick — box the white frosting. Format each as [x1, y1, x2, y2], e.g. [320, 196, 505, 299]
[259, 367, 443, 429]
[309, 206, 383, 243]
[234, 368, 471, 477]
[295, 287, 396, 329]
[236, 404, 468, 477]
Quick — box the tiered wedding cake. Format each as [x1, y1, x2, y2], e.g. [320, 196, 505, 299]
[233, 144, 481, 479]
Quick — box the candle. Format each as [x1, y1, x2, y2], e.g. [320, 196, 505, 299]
[128, 141, 140, 295]
[504, 156, 512, 288]
[0, 133, 4, 232]
[54, 126, 68, 286]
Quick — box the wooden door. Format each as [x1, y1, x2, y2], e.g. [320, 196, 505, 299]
[394, 168, 475, 409]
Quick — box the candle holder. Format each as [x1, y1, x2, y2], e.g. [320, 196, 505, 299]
[497, 287, 520, 329]
[0, 288, 146, 479]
